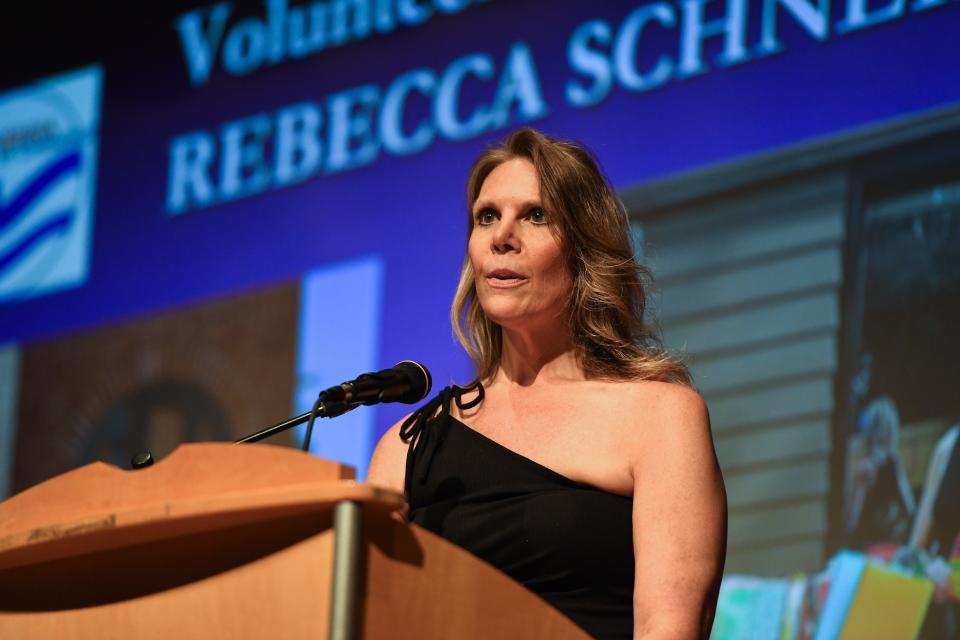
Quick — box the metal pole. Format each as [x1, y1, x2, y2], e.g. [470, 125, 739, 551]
[329, 500, 362, 640]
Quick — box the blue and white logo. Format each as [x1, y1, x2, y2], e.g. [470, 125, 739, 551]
[0, 66, 102, 302]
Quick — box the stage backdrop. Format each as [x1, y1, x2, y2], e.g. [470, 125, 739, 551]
[2, 2, 959, 637]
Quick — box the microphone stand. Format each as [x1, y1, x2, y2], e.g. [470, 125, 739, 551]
[132, 383, 375, 640]
[234, 392, 364, 640]
[130, 386, 367, 472]
[235, 410, 314, 444]
[235, 398, 354, 444]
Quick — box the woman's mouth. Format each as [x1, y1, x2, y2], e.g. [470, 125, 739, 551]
[486, 269, 527, 287]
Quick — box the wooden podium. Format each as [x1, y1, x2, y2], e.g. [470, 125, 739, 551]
[0, 443, 589, 639]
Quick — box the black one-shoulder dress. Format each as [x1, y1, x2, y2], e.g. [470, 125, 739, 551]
[401, 384, 634, 639]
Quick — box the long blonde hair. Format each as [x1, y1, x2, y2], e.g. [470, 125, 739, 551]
[451, 128, 691, 385]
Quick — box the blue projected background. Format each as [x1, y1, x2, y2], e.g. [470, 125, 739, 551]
[2, 2, 959, 636]
[3, 0, 955, 414]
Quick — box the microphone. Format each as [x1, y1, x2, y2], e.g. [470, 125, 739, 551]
[235, 361, 432, 446]
[318, 360, 432, 408]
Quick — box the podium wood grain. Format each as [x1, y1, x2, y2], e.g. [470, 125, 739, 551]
[0, 443, 589, 639]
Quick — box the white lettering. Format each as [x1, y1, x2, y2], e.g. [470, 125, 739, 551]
[167, 132, 216, 214]
[332, 0, 372, 46]
[174, 3, 232, 86]
[374, 0, 396, 32]
[327, 85, 381, 172]
[223, 17, 268, 76]
[614, 4, 676, 91]
[435, 0, 471, 12]
[380, 69, 437, 155]
[165, 41, 544, 214]
[758, 0, 829, 55]
[436, 53, 495, 140]
[487, 43, 547, 128]
[266, 0, 288, 64]
[397, 0, 432, 26]
[679, 0, 750, 77]
[837, 0, 905, 32]
[220, 114, 273, 198]
[911, 0, 947, 9]
[275, 103, 323, 184]
[175, 0, 491, 86]
[288, 4, 330, 58]
[566, 20, 613, 108]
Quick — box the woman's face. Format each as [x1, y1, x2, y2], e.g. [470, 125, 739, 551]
[468, 158, 572, 330]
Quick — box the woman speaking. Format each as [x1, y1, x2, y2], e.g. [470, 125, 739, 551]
[367, 128, 727, 639]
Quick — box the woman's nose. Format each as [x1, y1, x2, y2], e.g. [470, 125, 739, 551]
[492, 215, 520, 253]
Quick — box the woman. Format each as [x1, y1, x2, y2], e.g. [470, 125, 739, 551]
[367, 128, 727, 639]
[845, 395, 915, 549]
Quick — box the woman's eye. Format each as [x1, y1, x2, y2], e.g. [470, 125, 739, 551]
[476, 209, 496, 225]
[529, 207, 547, 224]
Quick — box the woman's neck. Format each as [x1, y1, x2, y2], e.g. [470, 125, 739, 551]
[495, 322, 583, 387]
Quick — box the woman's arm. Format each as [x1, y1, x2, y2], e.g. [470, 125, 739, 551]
[366, 419, 410, 496]
[629, 385, 728, 639]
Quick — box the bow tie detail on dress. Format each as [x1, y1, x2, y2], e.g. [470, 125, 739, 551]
[400, 381, 485, 488]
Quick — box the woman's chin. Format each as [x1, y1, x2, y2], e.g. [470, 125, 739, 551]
[484, 308, 557, 332]
[483, 307, 530, 328]
[486, 313, 524, 328]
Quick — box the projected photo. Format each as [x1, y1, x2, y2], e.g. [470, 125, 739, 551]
[11, 253, 386, 493]
[12, 283, 300, 494]
[841, 173, 960, 638]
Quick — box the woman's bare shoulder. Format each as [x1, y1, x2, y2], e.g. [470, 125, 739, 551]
[598, 379, 710, 450]
[365, 414, 413, 494]
[600, 378, 706, 420]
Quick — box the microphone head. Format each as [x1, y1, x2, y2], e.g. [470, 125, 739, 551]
[394, 360, 432, 404]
